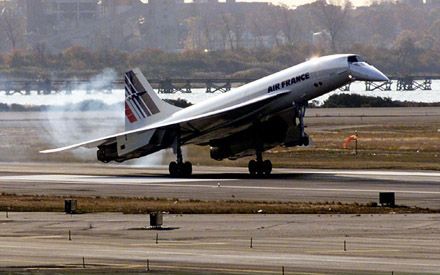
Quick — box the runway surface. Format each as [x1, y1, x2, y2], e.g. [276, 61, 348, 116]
[1, 213, 440, 274]
[1, 163, 440, 273]
[0, 163, 439, 208]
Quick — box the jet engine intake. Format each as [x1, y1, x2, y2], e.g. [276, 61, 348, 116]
[97, 143, 125, 163]
[210, 146, 231, 161]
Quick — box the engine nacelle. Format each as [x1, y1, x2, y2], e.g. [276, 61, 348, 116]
[209, 117, 289, 161]
[97, 143, 122, 163]
[210, 146, 232, 161]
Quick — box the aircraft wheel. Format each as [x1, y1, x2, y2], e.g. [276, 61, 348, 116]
[169, 161, 179, 177]
[263, 160, 272, 175]
[248, 160, 257, 175]
[256, 161, 265, 176]
[301, 135, 310, 146]
[183, 161, 192, 177]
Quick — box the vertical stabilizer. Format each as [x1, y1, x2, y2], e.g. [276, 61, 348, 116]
[124, 68, 181, 131]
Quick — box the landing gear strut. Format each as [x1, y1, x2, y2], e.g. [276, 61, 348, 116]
[248, 151, 272, 176]
[169, 132, 192, 177]
[294, 102, 310, 146]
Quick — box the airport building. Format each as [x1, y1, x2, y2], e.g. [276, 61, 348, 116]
[398, 0, 440, 4]
[25, 0, 100, 33]
[398, 0, 423, 4]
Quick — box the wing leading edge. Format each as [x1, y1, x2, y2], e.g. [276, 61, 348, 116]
[40, 89, 291, 154]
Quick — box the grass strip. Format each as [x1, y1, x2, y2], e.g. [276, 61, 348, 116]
[0, 193, 437, 214]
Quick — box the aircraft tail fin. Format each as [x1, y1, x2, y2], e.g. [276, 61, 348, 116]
[124, 68, 181, 131]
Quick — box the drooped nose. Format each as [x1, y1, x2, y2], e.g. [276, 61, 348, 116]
[349, 62, 389, 82]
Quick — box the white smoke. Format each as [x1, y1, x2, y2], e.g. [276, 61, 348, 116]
[40, 68, 170, 166]
[41, 69, 123, 160]
[129, 150, 169, 167]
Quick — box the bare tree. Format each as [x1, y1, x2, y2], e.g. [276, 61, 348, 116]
[250, 19, 264, 48]
[183, 17, 201, 50]
[394, 31, 418, 76]
[221, 13, 235, 50]
[279, 5, 301, 46]
[0, 7, 24, 51]
[315, 0, 352, 52]
[32, 43, 47, 66]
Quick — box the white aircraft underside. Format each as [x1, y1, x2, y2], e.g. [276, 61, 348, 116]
[41, 54, 389, 177]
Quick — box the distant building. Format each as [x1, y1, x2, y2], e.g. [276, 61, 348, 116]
[425, 0, 440, 5]
[23, 0, 101, 35]
[143, 0, 185, 51]
[10, 0, 272, 52]
[398, 0, 424, 5]
[193, 0, 218, 3]
[100, 0, 141, 17]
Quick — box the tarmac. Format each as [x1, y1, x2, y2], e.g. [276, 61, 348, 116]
[0, 163, 439, 208]
[0, 163, 440, 273]
[1, 213, 440, 274]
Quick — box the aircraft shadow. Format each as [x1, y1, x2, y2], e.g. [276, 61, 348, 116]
[123, 172, 317, 181]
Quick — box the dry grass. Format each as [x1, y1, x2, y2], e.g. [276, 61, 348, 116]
[1, 109, 439, 171]
[0, 193, 437, 214]
[185, 122, 440, 171]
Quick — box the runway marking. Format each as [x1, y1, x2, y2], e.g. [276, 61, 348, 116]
[0, 174, 233, 184]
[17, 235, 64, 240]
[126, 263, 326, 275]
[0, 174, 440, 195]
[1, 242, 440, 269]
[131, 166, 440, 178]
[130, 242, 228, 247]
[306, 249, 401, 254]
[282, 170, 440, 178]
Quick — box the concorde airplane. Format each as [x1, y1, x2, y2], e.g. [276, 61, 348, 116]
[41, 54, 389, 177]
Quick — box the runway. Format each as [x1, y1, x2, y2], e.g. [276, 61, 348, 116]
[0, 163, 439, 208]
[1, 163, 440, 273]
[1, 213, 440, 274]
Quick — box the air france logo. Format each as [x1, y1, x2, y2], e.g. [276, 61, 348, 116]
[268, 72, 310, 93]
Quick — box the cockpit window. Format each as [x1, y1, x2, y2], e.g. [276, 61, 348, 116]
[348, 55, 364, 63]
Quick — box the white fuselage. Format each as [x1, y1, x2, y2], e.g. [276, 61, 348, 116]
[40, 53, 389, 170]
[160, 54, 351, 143]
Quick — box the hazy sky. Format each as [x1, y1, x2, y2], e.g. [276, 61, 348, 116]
[142, 1, 373, 7]
[229, 0, 371, 7]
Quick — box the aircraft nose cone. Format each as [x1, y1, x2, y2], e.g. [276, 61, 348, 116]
[368, 66, 390, 82]
[350, 63, 389, 82]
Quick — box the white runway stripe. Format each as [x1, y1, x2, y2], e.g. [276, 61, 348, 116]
[0, 174, 439, 195]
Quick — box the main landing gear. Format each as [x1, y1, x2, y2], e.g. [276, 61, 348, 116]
[169, 135, 192, 177]
[248, 151, 272, 176]
[246, 102, 310, 177]
[295, 102, 310, 146]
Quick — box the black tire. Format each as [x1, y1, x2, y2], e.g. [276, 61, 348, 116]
[263, 160, 272, 175]
[183, 161, 192, 177]
[169, 161, 178, 177]
[256, 161, 264, 176]
[300, 135, 309, 146]
[248, 160, 257, 175]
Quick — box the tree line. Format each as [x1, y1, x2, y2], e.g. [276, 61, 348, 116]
[0, 42, 438, 80]
[321, 94, 440, 108]
[0, 1, 438, 79]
